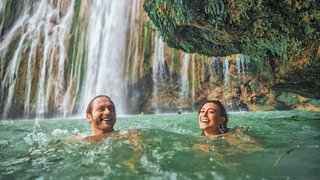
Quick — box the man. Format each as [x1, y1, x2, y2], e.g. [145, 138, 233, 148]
[85, 95, 116, 136]
[65, 95, 142, 171]
[67, 95, 117, 142]
[82, 95, 143, 171]
[71, 95, 141, 147]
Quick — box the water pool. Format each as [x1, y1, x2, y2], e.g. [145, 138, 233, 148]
[1, 111, 319, 179]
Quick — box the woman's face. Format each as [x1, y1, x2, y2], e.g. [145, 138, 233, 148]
[198, 102, 225, 134]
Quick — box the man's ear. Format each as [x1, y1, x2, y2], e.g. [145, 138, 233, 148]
[86, 113, 92, 124]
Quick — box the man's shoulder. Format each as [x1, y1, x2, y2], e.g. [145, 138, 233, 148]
[65, 134, 85, 142]
[118, 129, 141, 135]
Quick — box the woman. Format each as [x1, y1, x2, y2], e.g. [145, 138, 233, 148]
[195, 100, 259, 152]
[198, 100, 229, 136]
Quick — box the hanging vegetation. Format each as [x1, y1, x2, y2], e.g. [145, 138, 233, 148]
[144, 0, 320, 98]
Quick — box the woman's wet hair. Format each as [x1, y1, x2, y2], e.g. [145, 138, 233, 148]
[198, 100, 229, 135]
[86, 95, 114, 115]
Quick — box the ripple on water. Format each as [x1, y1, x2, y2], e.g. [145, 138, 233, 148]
[0, 140, 10, 148]
[0, 112, 319, 179]
[1, 157, 30, 167]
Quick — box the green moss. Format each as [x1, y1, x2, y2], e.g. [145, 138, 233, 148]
[144, 0, 320, 75]
[143, 21, 152, 56]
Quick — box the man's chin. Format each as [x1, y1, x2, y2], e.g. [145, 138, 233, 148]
[100, 125, 114, 132]
[97, 121, 113, 130]
[101, 120, 115, 125]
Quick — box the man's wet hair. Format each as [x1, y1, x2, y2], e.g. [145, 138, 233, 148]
[86, 95, 114, 115]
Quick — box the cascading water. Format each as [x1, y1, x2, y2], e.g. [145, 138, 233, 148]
[179, 53, 190, 96]
[125, 0, 141, 85]
[36, 0, 76, 118]
[191, 54, 196, 110]
[0, 0, 143, 118]
[1, 1, 305, 118]
[80, 0, 131, 115]
[236, 54, 246, 80]
[152, 32, 166, 113]
[223, 56, 230, 90]
[0, 1, 6, 37]
[211, 57, 221, 74]
[0, 0, 76, 118]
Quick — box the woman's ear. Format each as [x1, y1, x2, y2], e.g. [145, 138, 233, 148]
[220, 117, 226, 125]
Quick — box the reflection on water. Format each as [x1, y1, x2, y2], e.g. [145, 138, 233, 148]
[0, 111, 319, 179]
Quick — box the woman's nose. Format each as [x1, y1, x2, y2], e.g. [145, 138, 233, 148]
[203, 110, 208, 117]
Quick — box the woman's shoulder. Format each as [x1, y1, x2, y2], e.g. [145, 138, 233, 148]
[226, 127, 259, 145]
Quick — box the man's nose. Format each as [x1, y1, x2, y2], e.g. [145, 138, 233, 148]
[103, 108, 110, 115]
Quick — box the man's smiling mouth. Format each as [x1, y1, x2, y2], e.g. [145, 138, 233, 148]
[101, 117, 112, 122]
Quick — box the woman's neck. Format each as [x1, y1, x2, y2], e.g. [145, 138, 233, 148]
[203, 129, 220, 136]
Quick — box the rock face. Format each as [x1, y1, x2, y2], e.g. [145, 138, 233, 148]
[273, 60, 320, 99]
[144, 0, 320, 99]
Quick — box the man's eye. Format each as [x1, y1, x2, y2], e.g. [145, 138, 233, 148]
[109, 107, 115, 112]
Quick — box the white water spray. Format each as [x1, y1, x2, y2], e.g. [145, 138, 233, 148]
[179, 53, 190, 96]
[1, 0, 76, 118]
[80, 0, 130, 115]
[236, 54, 246, 80]
[152, 32, 166, 113]
[191, 54, 196, 110]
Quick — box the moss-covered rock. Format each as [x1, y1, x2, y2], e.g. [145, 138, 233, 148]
[144, 0, 320, 98]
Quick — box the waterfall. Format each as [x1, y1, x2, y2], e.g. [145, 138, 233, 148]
[125, 0, 141, 85]
[152, 32, 166, 113]
[2, 1, 281, 119]
[1, 0, 77, 118]
[0, 0, 140, 118]
[211, 57, 220, 74]
[36, 0, 76, 118]
[191, 54, 195, 110]
[179, 53, 190, 96]
[80, 0, 130, 115]
[0, 0, 6, 37]
[236, 54, 245, 80]
[1, 2, 28, 118]
[223, 56, 230, 98]
[223, 57, 230, 86]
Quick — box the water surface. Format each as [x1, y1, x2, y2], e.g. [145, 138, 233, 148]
[1, 111, 319, 179]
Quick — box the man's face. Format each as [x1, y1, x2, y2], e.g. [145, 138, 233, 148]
[86, 97, 116, 133]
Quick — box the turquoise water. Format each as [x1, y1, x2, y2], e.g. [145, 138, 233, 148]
[0, 111, 319, 179]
